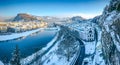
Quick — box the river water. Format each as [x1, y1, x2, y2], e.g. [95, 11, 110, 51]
[0, 29, 57, 62]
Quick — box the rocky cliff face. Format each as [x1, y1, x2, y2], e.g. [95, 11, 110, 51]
[99, 0, 120, 65]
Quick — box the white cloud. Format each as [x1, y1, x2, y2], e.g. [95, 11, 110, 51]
[72, 13, 98, 19]
[71, 13, 101, 19]
[54, 13, 102, 19]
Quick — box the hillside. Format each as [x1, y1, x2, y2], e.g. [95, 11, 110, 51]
[13, 13, 41, 22]
[97, 0, 120, 65]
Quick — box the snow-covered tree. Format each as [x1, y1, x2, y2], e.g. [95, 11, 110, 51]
[2, 56, 8, 65]
[10, 45, 21, 65]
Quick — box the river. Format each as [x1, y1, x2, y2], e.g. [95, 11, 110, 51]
[0, 29, 57, 62]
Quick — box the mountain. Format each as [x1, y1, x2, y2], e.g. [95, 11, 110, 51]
[41, 16, 62, 22]
[96, 0, 120, 65]
[41, 16, 86, 24]
[1, 13, 86, 24]
[13, 13, 41, 22]
[71, 16, 85, 22]
[12, 13, 72, 24]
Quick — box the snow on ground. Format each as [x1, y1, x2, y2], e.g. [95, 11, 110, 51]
[110, 31, 120, 52]
[93, 31, 105, 65]
[42, 40, 68, 65]
[41, 35, 79, 65]
[21, 28, 59, 65]
[42, 35, 68, 65]
[0, 28, 41, 41]
[93, 48, 105, 65]
[83, 41, 96, 54]
[106, 11, 117, 22]
[82, 57, 93, 65]
[0, 61, 4, 65]
[83, 47, 105, 65]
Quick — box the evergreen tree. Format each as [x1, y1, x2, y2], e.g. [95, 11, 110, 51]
[2, 56, 8, 65]
[10, 45, 21, 65]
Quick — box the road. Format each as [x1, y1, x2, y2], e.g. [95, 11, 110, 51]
[55, 24, 86, 65]
[67, 27, 85, 65]
[75, 28, 98, 65]
[74, 38, 85, 65]
[68, 27, 85, 65]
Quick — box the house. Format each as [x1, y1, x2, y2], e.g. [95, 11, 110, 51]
[88, 28, 95, 41]
[86, 27, 95, 42]
[0, 26, 8, 33]
[0, 23, 8, 33]
[76, 26, 95, 42]
[7, 26, 21, 33]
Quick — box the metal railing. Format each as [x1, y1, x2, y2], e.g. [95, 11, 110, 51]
[70, 47, 81, 65]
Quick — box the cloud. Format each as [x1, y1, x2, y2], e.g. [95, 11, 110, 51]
[70, 13, 102, 19]
[54, 12, 102, 19]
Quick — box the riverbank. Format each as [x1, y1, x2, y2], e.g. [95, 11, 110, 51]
[0, 28, 41, 41]
[20, 28, 60, 65]
[0, 27, 58, 41]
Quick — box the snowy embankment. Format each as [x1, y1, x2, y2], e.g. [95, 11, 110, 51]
[0, 27, 58, 41]
[0, 28, 41, 41]
[42, 35, 79, 65]
[41, 36, 65, 65]
[21, 28, 60, 65]
[83, 41, 96, 55]
[0, 61, 4, 65]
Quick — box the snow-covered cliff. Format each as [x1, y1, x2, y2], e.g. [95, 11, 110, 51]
[98, 0, 120, 65]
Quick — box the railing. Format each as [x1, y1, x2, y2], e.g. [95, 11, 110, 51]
[70, 47, 81, 65]
[66, 28, 83, 65]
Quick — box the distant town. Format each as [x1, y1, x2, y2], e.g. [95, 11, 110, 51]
[0, 22, 47, 34]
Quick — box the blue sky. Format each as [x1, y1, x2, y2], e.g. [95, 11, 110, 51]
[0, 0, 110, 18]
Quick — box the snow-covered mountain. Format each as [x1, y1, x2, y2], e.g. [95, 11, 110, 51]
[95, 0, 120, 65]
[40, 16, 67, 24]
